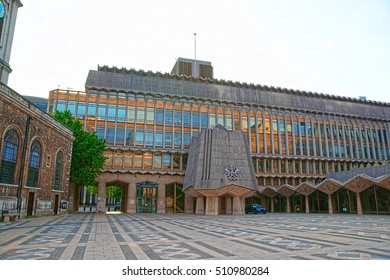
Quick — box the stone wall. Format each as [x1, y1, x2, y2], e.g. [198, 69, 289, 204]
[0, 84, 73, 219]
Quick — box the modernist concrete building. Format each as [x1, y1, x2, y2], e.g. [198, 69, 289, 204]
[48, 61, 390, 215]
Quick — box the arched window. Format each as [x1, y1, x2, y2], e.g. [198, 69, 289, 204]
[27, 140, 41, 188]
[0, 129, 19, 184]
[53, 151, 63, 190]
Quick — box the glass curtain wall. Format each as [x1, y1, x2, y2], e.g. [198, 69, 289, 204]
[49, 90, 390, 184]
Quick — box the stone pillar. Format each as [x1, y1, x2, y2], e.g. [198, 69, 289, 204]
[286, 197, 291, 213]
[184, 194, 194, 214]
[271, 198, 275, 213]
[68, 182, 76, 212]
[97, 181, 106, 213]
[305, 195, 310, 213]
[157, 183, 165, 214]
[225, 197, 232, 215]
[205, 196, 219, 215]
[232, 196, 244, 215]
[328, 194, 333, 214]
[356, 192, 363, 215]
[127, 182, 136, 214]
[195, 197, 205, 215]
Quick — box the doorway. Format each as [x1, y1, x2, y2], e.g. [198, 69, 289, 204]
[27, 192, 34, 216]
[54, 195, 59, 215]
[136, 183, 158, 213]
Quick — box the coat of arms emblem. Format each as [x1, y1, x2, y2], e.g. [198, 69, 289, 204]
[224, 164, 240, 180]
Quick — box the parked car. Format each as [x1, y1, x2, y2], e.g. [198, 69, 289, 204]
[245, 203, 267, 214]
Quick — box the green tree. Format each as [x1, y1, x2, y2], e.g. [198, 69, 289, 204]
[53, 110, 106, 187]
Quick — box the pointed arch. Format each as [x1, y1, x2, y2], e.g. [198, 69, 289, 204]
[53, 150, 64, 190]
[0, 128, 19, 184]
[26, 139, 42, 188]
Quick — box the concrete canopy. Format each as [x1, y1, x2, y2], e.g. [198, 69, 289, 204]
[183, 125, 257, 215]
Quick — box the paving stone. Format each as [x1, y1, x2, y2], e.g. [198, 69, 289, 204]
[0, 213, 390, 260]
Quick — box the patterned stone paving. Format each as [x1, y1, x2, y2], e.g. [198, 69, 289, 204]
[0, 213, 389, 260]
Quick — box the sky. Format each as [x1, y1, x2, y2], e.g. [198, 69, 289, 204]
[8, 0, 390, 102]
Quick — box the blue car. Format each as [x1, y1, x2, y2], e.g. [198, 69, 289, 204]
[245, 203, 267, 214]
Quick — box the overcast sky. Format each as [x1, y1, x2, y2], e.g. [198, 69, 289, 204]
[8, 0, 390, 102]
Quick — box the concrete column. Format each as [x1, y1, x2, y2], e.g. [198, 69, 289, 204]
[195, 197, 205, 215]
[286, 197, 291, 213]
[205, 196, 219, 215]
[184, 194, 194, 214]
[232, 196, 244, 215]
[157, 183, 165, 213]
[305, 195, 310, 213]
[97, 182, 106, 213]
[271, 198, 275, 213]
[126, 182, 136, 214]
[225, 197, 232, 215]
[356, 192, 363, 215]
[328, 194, 333, 214]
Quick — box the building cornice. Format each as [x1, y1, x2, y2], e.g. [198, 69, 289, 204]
[97, 65, 389, 107]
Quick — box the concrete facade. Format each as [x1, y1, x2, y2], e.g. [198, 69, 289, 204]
[47, 63, 390, 215]
[184, 125, 257, 215]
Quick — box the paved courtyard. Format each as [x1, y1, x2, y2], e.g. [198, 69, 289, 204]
[0, 212, 390, 260]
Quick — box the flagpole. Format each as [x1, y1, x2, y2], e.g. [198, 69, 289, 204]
[194, 33, 197, 77]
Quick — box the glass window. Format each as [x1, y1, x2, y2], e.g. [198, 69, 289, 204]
[27, 140, 41, 188]
[145, 130, 153, 146]
[143, 153, 152, 169]
[293, 121, 299, 134]
[95, 126, 105, 139]
[88, 103, 96, 117]
[126, 129, 134, 145]
[226, 113, 232, 130]
[146, 108, 154, 124]
[127, 106, 135, 122]
[163, 154, 171, 170]
[183, 133, 191, 148]
[77, 103, 86, 118]
[165, 110, 173, 124]
[184, 111, 191, 127]
[56, 100, 66, 112]
[174, 110, 182, 126]
[156, 108, 164, 124]
[192, 113, 199, 128]
[136, 130, 144, 145]
[0, 129, 19, 184]
[68, 102, 76, 115]
[153, 153, 162, 169]
[106, 127, 115, 144]
[136, 107, 145, 123]
[279, 119, 285, 133]
[173, 154, 180, 170]
[155, 131, 163, 146]
[174, 133, 182, 148]
[201, 112, 208, 128]
[53, 151, 63, 191]
[118, 106, 126, 122]
[165, 133, 172, 147]
[107, 105, 116, 121]
[116, 128, 124, 145]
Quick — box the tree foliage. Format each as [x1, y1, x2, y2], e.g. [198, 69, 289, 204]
[53, 110, 106, 186]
